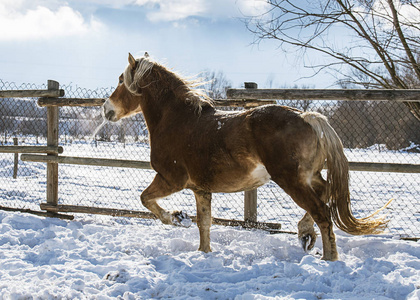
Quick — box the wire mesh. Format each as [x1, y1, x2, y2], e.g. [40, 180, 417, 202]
[1, 79, 419, 237]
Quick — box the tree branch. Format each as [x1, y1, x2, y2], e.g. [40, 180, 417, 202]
[387, 0, 420, 81]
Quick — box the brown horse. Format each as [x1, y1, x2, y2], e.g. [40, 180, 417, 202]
[102, 53, 390, 261]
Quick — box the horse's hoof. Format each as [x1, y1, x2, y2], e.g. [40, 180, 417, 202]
[300, 234, 310, 252]
[172, 211, 192, 227]
[300, 234, 316, 252]
[321, 253, 339, 261]
[198, 246, 212, 253]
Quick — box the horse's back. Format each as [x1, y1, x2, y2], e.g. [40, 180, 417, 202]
[247, 105, 316, 150]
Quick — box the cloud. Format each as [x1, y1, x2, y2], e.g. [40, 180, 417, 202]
[0, 0, 269, 41]
[145, 0, 207, 22]
[236, 0, 270, 17]
[0, 1, 104, 41]
[368, 0, 420, 28]
[133, 0, 269, 22]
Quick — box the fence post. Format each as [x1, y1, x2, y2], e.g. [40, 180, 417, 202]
[244, 82, 258, 223]
[46, 80, 60, 207]
[13, 137, 18, 179]
[244, 189, 258, 222]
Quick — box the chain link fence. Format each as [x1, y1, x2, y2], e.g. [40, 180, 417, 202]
[1, 79, 419, 238]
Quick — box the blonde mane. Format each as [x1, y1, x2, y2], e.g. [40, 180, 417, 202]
[123, 54, 213, 113]
[123, 56, 154, 95]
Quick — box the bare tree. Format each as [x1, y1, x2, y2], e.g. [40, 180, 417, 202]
[245, 0, 420, 120]
[277, 84, 316, 111]
[200, 70, 232, 99]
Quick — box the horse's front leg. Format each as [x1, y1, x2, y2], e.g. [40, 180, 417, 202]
[194, 190, 212, 253]
[141, 173, 191, 227]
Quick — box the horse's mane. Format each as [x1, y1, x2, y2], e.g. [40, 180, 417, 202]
[124, 55, 214, 113]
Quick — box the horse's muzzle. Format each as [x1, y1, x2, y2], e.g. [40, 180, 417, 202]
[103, 98, 117, 122]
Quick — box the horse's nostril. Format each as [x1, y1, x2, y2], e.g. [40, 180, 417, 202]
[105, 110, 115, 121]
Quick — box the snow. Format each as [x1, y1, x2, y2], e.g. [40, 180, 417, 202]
[0, 211, 419, 299]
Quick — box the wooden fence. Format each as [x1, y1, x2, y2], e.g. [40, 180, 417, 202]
[1, 80, 419, 232]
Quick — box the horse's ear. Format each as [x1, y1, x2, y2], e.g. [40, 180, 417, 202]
[144, 52, 149, 58]
[128, 53, 136, 69]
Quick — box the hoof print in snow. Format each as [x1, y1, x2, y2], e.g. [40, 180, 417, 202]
[172, 211, 192, 227]
[104, 269, 129, 283]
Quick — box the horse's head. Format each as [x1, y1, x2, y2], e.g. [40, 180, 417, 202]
[103, 52, 151, 122]
[103, 52, 213, 122]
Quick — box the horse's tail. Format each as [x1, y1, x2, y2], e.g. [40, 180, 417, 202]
[301, 112, 391, 235]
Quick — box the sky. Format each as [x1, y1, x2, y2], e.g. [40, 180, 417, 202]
[0, 0, 335, 90]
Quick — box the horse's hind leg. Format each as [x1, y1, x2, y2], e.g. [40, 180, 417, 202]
[311, 174, 338, 260]
[298, 190, 337, 260]
[194, 190, 212, 253]
[141, 173, 191, 227]
[276, 176, 338, 260]
[316, 213, 338, 261]
[298, 172, 328, 251]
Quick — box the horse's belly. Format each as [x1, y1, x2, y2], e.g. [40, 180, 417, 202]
[213, 163, 271, 193]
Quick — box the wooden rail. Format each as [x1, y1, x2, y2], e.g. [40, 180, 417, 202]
[214, 99, 276, 108]
[0, 146, 63, 154]
[37, 97, 275, 108]
[39, 203, 284, 231]
[38, 97, 106, 107]
[0, 205, 74, 220]
[346, 162, 420, 173]
[21, 154, 420, 173]
[226, 88, 420, 102]
[21, 154, 151, 169]
[0, 88, 64, 98]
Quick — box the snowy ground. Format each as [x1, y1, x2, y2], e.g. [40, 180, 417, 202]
[0, 210, 419, 299]
[1, 137, 420, 298]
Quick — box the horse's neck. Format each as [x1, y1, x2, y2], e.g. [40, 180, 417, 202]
[140, 91, 206, 135]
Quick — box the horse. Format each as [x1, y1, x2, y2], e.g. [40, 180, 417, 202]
[102, 52, 390, 261]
